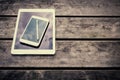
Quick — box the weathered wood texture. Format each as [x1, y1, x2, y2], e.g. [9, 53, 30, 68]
[0, 0, 120, 15]
[0, 0, 120, 70]
[0, 70, 120, 80]
[0, 40, 120, 67]
[0, 0, 120, 80]
[0, 17, 120, 38]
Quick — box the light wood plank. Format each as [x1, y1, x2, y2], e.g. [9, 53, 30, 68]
[0, 17, 120, 38]
[0, 0, 120, 15]
[0, 40, 120, 67]
[0, 70, 120, 80]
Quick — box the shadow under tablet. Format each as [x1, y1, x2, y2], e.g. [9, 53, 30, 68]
[20, 22, 49, 48]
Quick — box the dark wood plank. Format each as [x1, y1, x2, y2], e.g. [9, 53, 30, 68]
[0, 0, 120, 15]
[0, 70, 120, 80]
[0, 40, 120, 67]
[0, 17, 120, 38]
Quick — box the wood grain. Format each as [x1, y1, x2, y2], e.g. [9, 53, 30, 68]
[0, 0, 120, 15]
[0, 70, 120, 80]
[0, 17, 120, 38]
[0, 40, 120, 67]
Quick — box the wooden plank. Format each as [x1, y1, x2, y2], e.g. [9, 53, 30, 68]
[0, 70, 120, 80]
[0, 17, 120, 38]
[0, 17, 15, 38]
[0, 0, 120, 15]
[0, 40, 120, 67]
[57, 17, 120, 38]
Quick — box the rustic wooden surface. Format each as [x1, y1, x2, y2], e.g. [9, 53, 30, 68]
[0, 40, 120, 67]
[0, 17, 120, 38]
[0, 0, 120, 79]
[0, 70, 120, 80]
[0, 0, 119, 67]
[0, 0, 120, 16]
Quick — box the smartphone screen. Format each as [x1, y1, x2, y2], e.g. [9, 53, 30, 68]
[21, 16, 49, 43]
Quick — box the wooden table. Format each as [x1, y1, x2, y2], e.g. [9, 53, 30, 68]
[0, 0, 120, 79]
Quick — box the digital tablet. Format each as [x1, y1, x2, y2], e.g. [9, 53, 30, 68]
[11, 9, 55, 55]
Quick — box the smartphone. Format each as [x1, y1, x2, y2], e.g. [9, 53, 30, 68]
[20, 16, 49, 47]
